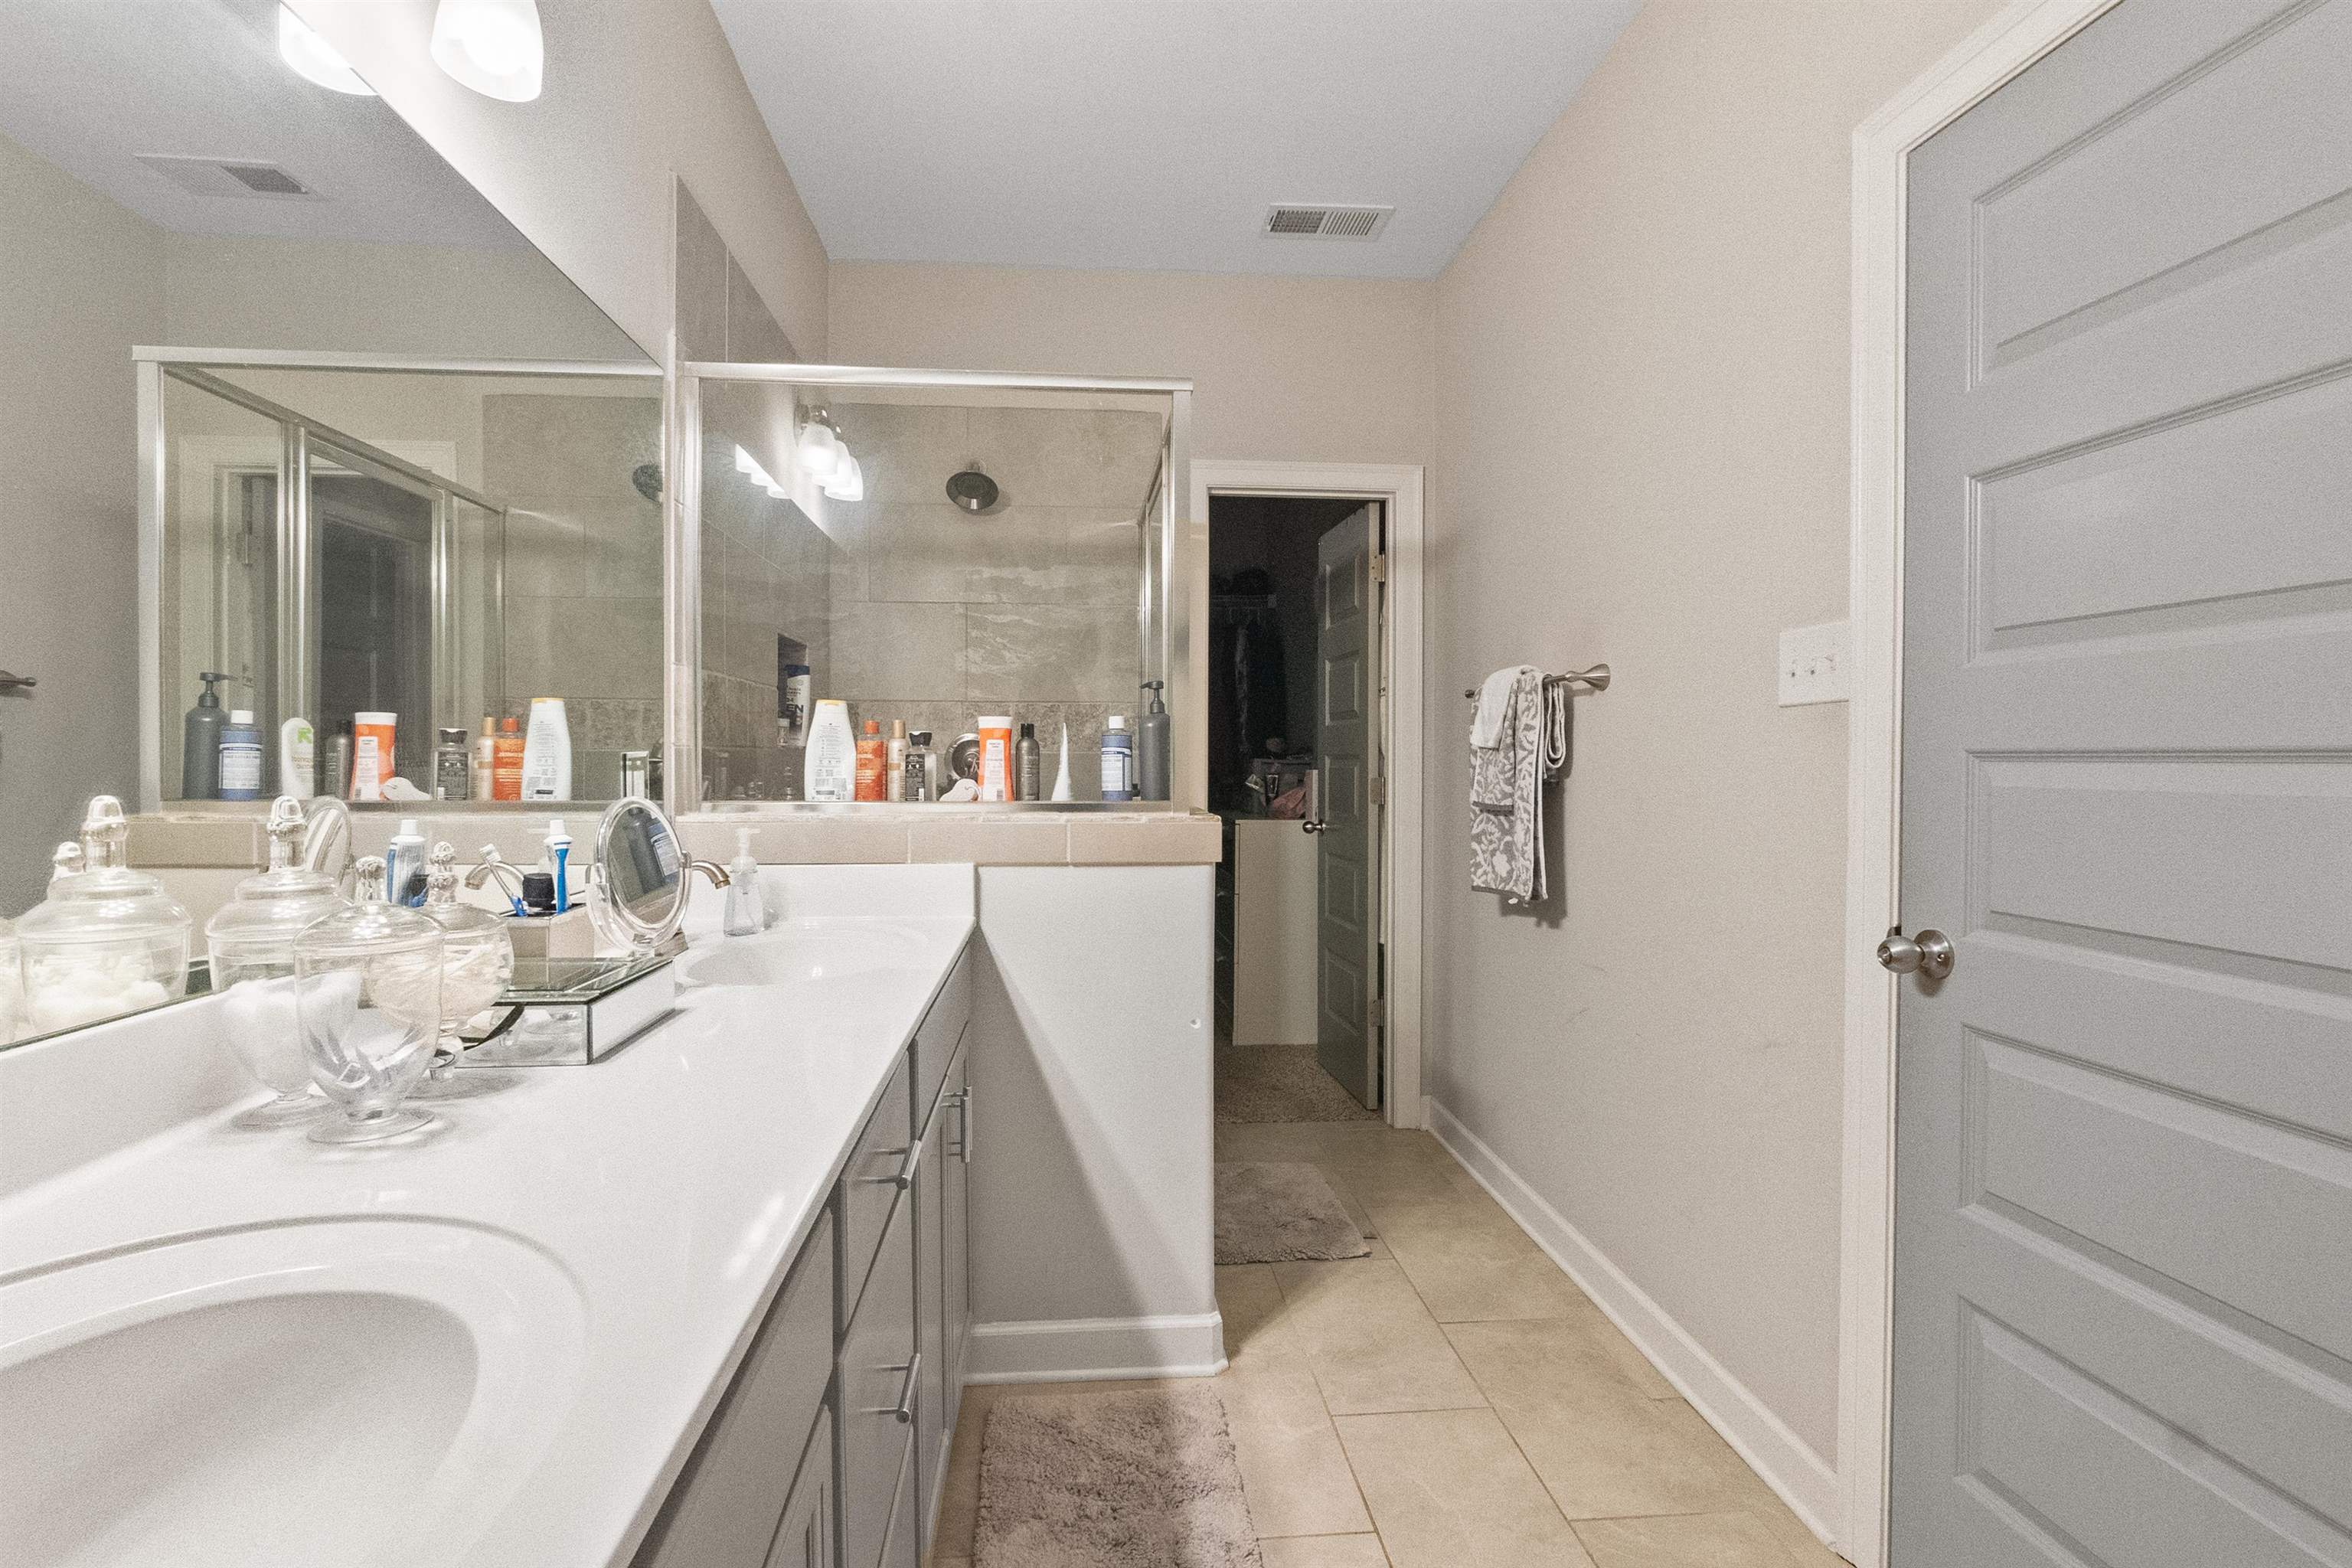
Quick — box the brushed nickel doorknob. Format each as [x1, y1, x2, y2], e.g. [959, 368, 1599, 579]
[1302, 819, 1327, 835]
[1878, 925, 1955, 980]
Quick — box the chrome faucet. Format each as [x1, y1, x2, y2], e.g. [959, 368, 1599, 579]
[686, 859, 732, 890]
[466, 845, 528, 911]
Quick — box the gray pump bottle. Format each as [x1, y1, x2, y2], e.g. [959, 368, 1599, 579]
[181, 671, 228, 799]
[1138, 680, 1171, 802]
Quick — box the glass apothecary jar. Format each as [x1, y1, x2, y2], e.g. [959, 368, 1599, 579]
[17, 797, 191, 1036]
[294, 856, 443, 1144]
[407, 846, 515, 1098]
[206, 799, 348, 1124]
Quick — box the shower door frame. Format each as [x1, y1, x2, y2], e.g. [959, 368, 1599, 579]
[668, 361, 1194, 815]
[135, 347, 658, 811]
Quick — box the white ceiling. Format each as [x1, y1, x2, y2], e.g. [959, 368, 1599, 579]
[711, 0, 1639, 281]
[0, 0, 527, 248]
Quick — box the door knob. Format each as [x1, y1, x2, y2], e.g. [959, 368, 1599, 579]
[1302, 819, 1326, 835]
[1877, 925, 1955, 980]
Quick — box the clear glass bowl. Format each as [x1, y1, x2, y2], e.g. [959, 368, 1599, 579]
[16, 866, 192, 1037]
[294, 867, 444, 1145]
[207, 854, 348, 1125]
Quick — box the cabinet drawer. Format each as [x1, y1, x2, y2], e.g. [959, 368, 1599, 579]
[839, 1196, 916, 1568]
[877, 1438, 920, 1568]
[634, 1210, 835, 1568]
[761, 1407, 832, 1568]
[840, 1054, 913, 1320]
[910, 949, 972, 1128]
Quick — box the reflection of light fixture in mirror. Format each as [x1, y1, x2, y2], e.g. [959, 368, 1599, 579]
[820, 453, 864, 502]
[278, 5, 376, 95]
[795, 416, 841, 481]
[733, 444, 790, 501]
[430, 0, 544, 103]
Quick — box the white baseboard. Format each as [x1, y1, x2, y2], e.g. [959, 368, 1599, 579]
[963, 1311, 1228, 1384]
[1426, 1097, 1843, 1547]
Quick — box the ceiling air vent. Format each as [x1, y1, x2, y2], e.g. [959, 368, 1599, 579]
[135, 154, 318, 200]
[1264, 204, 1393, 241]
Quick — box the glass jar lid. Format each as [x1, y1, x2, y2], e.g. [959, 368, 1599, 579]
[207, 799, 346, 952]
[293, 857, 443, 964]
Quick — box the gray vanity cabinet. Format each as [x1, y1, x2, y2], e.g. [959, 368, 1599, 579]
[760, 1410, 832, 1568]
[632, 1211, 837, 1568]
[917, 1036, 972, 1554]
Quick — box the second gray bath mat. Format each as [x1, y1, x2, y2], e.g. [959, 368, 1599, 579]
[1214, 1161, 1373, 1265]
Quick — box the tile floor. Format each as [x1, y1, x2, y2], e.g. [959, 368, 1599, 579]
[927, 1121, 1844, 1568]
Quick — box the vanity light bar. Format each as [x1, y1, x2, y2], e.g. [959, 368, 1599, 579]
[733, 444, 789, 500]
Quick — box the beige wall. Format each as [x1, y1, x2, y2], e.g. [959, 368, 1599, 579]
[1426, 0, 2001, 1467]
[0, 134, 165, 913]
[829, 263, 1434, 466]
[289, 0, 829, 361]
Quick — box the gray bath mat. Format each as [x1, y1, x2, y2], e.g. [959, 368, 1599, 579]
[975, 1383, 1263, 1568]
[1214, 1044, 1379, 1124]
[1215, 1161, 1372, 1265]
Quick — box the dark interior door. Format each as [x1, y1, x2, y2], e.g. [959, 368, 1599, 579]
[315, 472, 433, 786]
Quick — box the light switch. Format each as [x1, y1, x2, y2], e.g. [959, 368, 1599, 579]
[1778, 620, 1851, 707]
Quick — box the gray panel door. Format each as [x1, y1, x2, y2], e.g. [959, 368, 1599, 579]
[1315, 505, 1381, 1109]
[1892, 2, 2352, 1563]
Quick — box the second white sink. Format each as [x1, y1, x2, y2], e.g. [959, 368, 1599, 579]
[675, 918, 939, 990]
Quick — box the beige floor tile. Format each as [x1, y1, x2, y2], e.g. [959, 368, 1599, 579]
[1221, 1351, 1374, 1537]
[1446, 1321, 1758, 1519]
[1721, 1480, 1846, 1566]
[1218, 1263, 1295, 1357]
[1370, 1195, 1593, 1322]
[1270, 1259, 1488, 1414]
[1334, 1409, 1594, 1568]
[1570, 1510, 1801, 1567]
[1258, 1534, 1393, 1567]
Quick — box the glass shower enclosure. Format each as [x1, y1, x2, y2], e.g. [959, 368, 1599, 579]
[668, 363, 1194, 810]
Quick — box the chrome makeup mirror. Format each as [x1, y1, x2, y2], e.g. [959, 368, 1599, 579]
[587, 797, 688, 954]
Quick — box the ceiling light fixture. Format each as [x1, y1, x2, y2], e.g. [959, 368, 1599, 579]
[278, 5, 375, 96]
[794, 415, 843, 482]
[820, 453, 864, 503]
[430, 0, 544, 103]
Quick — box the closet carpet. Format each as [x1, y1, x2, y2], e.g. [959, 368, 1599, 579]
[1214, 1044, 1379, 1125]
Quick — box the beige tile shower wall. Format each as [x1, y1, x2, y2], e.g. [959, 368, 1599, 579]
[821, 402, 1163, 797]
[487, 394, 665, 798]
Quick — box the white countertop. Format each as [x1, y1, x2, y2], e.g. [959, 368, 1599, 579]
[0, 910, 975, 1568]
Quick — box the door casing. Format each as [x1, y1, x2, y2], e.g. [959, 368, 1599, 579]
[1192, 461, 1426, 1131]
[1840, 2, 2126, 1564]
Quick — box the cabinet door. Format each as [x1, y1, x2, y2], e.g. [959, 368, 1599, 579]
[913, 1086, 949, 1558]
[634, 1212, 835, 1568]
[761, 1409, 832, 1568]
[877, 1437, 922, 1568]
[942, 1043, 971, 1425]
[838, 1192, 916, 1568]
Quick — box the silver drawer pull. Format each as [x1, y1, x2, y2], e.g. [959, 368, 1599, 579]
[862, 1140, 921, 1190]
[951, 1087, 975, 1165]
[871, 1353, 920, 1424]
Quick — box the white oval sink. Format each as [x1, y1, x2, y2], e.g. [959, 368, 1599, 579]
[675, 919, 936, 989]
[0, 1220, 586, 1568]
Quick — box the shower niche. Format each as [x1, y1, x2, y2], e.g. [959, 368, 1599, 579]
[142, 355, 664, 808]
[679, 366, 1191, 808]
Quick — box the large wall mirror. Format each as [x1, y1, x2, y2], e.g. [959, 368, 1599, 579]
[1, 0, 661, 1027]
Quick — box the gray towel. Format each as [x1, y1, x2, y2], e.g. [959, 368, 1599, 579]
[1468, 670, 1571, 903]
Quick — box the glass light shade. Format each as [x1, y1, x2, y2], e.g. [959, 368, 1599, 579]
[794, 421, 841, 479]
[295, 864, 444, 1143]
[733, 445, 758, 474]
[278, 5, 375, 95]
[821, 452, 864, 502]
[430, 0, 544, 103]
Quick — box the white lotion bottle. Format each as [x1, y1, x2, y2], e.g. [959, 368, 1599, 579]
[723, 827, 765, 935]
[521, 697, 572, 802]
[804, 699, 854, 802]
[279, 717, 315, 798]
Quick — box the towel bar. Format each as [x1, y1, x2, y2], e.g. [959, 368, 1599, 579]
[1465, 664, 1610, 700]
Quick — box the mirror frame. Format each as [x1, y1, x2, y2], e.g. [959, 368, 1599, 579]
[587, 795, 688, 952]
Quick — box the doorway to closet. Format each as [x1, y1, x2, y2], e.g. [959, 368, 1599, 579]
[1196, 461, 1425, 1132]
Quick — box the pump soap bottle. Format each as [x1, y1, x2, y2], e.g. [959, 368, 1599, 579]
[1138, 681, 1171, 802]
[723, 828, 765, 936]
[182, 671, 229, 799]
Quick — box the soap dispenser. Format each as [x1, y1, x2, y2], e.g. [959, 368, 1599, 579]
[181, 671, 229, 799]
[723, 828, 765, 936]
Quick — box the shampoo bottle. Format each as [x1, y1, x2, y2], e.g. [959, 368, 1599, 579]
[471, 717, 497, 801]
[181, 671, 228, 799]
[723, 828, 764, 936]
[493, 717, 525, 801]
[1138, 681, 1171, 802]
[1100, 715, 1135, 802]
[325, 719, 354, 802]
[1015, 722, 1041, 802]
[804, 700, 855, 802]
[217, 709, 263, 801]
[279, 717, 315, 799]
[521, 697, 572, 802]
[854, 720, 887, 802]
[887, 720, 908, 803]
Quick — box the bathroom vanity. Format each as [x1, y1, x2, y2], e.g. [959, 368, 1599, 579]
[0, 856, 1217, 1568]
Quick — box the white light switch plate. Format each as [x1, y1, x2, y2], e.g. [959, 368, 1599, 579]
[1779, 620, 1851, 706]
